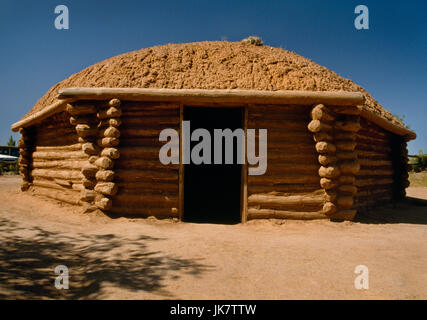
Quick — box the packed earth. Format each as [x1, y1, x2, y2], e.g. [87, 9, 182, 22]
[0, 175, 426, 299]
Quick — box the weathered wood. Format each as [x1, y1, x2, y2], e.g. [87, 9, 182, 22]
[32, 160, 86, 170]
[100, 147, 120, 159]
[310, 104, 335, 122]
[323, 202, 337, 215]
[334, 120, 361, 132]
[248, 193, 325, 207]
[318, 165, 340, 179]
[329, 209, 357, 220]
[313, 132, 333, 142]
[31, 169, 83, 180]
[35, 144, 81, 152]
[355, 178, 393, 187]
[338, 185, 357, 195]
[82, 142, 99, 155]
[320, 178, 338, 190]
[95, 197, 112, 211]
[337, 196, 354, 208]
[31, 186, 80, 205]
[80, 189, 96, 201]
[94, 157, 114, 169]
[108, 98, 121, 107]
[66, 103, 97, 116]
[308, 120, 332, 133]
[339, 160, 360, 175]
[94, 182, 118, 196]
[339, 175, 356, 185]
[318, 155, 337, 166]
[99, 126, 120, 138]
[247, 208, 327, 220]
[75, 124, 98, 137]
[96, 170, 115, 182]
[97, 107, 122, 119]
[97, 137, 120, 147]
[335, 141, 356, 151]
[357, 168, 394, 176]
[99, 118, 122, 127]
[315, 142, 336, 154]
[81, 163, 98, 178]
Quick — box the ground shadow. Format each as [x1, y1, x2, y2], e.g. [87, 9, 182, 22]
[0, 218, 212, 299]
[354, 197, 427, 225]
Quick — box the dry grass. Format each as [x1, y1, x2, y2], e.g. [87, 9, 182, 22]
[409, 171, 427, 187]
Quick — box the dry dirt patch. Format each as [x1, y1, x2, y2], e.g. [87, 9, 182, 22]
[0, 175, 426, 299]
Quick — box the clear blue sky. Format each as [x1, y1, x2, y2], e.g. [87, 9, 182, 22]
[0, 0, 426, 154]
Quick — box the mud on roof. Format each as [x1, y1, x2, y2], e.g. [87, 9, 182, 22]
[26, 41, 402, 126]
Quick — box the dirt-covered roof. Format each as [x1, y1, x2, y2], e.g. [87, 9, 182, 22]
[26, 41, 401, 125]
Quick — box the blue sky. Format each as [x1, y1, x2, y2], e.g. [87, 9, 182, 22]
[0, 0, 426, 154]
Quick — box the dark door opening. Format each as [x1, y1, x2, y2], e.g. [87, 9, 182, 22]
[183, 107, 243, 224]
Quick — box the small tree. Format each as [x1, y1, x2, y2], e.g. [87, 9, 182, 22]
[7, 135, 16, 146]
[393, 114, 411, 129]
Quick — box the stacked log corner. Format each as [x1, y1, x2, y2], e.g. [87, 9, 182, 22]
[67, 99, 121, 212]
[308, 104, 360, 221]
[94, 99, 121, 211]
[18, 127, 34, 191]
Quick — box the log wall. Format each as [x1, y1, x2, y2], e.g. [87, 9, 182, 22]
[354, 118, 406, 209]
[30, 111, 85, 205]
[247, 104, 327, 220]
[110, 101, 180, 217]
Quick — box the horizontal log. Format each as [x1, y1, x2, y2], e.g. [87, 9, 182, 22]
[115, 169, 178, 182]
[75, 124, 98, 137]
[318, 165, 340, 179]
[324, 189, 337, 202]
[335, 141, 356, 151]
[334, 120, 361, 132]
[80, 188, 96, 202]
[338, 185, 358, 195]
[97, 137, 120, 147]
[329, 106, 360, 115]
[311, 104, 335, 122]
[94, 182, 118, 196]
[95, 197, 113, 211]
[31, 186, 80, 205]
[248, 193, 325, 207]
[335, 132, 356, 141]
[99, 126, 120, 138]
[109, 206, 178, 217]
[94, 157, 114, 169]
[248, 185, 322, 194]
[96, 170, 115, 182]
[329, 209, 357, 221]
[69, 116, 98, 126]
[66, 103, 97, 116]
[115, 159, 178, 171]
[99, 118, 122, 128]
[31, 169, 83, 180]
[248, 175, 320, 185]
[323, 202, 337, 216]
[339, 160, 360, 175]
[117, 181, 178, 193]
[82, 142, 99, 155]
[313, 132, 333, 142]
[35, 144, 82, 152]
[81, 163, 98, 178]
[320, 178, 338, 190]
[358, 158, 393, 167]
[307, 120, 332, 133]
[109, 98, 121, 107]
[31, 179, 82, 192]
[247, 208, 327, 220]
[355, 178, 393, 187]
[318, 155, 337, 166]
[357, 168, 394, 176]
[97, 106, 122, 119]
[316, 142, 336, 154]
[58, 88, 365, 106]
[32, 160, 86, 170]
[113, 194, 178, 206]
[339, 175, 356, 185]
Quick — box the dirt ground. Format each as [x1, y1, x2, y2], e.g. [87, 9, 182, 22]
[0, 175, 426, 300]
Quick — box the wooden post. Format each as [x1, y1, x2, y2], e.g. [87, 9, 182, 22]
[18, 127, 35, 191]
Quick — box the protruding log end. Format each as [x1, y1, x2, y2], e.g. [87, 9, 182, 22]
[318, 165, 341, 179]
[94, 182, 118, 196]
[95, 197, 113, 211]
[329, 209, 357, 221]
[316, 142, 337, 154]
[323, 202, 337, 216]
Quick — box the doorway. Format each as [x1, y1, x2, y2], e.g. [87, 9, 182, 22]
[183, 107, 243, 224]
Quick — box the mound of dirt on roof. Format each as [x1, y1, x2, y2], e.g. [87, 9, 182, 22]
[28, 41, 401, 125]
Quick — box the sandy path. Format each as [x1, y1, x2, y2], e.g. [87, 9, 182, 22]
[0, 175, 426, 299]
